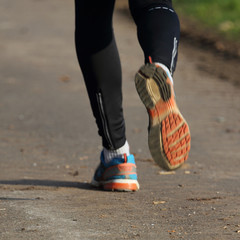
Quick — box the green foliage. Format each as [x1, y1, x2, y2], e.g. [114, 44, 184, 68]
[174, 0, 240, 40]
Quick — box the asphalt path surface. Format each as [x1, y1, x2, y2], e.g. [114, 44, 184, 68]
[0, 1, 240, 239]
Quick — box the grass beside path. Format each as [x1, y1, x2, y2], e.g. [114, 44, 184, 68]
[174, 0, 240, 41]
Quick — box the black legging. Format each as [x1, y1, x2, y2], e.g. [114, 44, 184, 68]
[75, 0, 180, 150]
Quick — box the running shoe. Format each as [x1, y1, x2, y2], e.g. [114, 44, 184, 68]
[135, 62, 191, 170]
[91, 152, 140, 191]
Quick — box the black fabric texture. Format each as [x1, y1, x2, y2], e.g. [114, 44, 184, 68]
[75, 0, 180, 150]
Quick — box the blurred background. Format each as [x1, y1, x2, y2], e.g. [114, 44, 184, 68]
[174, 0, 240, 57]
[118, 0, 240, 57]
[175, 0, 240, 40]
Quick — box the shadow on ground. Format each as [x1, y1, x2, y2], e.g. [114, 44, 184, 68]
[0, 179, 92, 190]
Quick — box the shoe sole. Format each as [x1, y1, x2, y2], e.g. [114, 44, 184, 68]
[91, 179, 140, 192]
[135, 63, 191, 170]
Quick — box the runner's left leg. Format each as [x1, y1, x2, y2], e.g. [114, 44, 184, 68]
[75, 0, 127, 152]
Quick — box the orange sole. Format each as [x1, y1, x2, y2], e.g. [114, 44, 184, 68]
[103, 182, 139, 192]
[135, 63, 191, 170]
[161, 113, 191, 167]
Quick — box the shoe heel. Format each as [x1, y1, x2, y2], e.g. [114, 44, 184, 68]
[135, 64, 172, 110]
[135, 64, 156, 109]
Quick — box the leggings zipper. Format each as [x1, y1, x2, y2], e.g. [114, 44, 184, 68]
[96, 92, 113, 149]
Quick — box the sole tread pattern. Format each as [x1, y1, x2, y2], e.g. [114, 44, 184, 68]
[135, 63, 191, 170]
[162, 113, 191, 166]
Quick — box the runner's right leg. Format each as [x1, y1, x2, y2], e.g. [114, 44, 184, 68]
[129, 0, 191, 170]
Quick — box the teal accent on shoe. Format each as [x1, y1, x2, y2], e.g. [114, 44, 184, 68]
[91, 151, 139, 191]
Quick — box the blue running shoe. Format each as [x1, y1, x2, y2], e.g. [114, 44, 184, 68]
[91, 152, 140, 191]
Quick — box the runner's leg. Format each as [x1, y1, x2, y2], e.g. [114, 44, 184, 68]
[75, 0, 126, 151]
[129, 0, 180, 75]
[129, 0, 191, 170]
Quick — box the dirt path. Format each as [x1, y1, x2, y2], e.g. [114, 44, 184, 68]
[0, 1, 240, 239]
